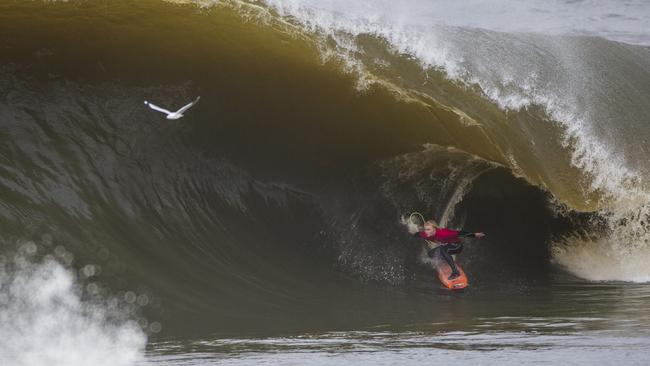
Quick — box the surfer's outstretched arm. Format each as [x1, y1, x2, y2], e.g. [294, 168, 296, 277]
[459, 230, 485, 238]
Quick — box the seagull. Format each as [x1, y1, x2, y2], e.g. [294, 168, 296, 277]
[144, 96, 201, 120]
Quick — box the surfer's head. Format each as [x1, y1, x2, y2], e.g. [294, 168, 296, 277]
[424, 220, 438, 235]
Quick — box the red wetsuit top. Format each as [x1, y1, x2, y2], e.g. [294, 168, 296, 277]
[415, 228, 473, 244]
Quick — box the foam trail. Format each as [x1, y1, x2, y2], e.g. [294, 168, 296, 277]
[0, 251, 146, 366]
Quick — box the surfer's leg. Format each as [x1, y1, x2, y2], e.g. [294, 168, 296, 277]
[447, 243, 463, 255]
[446, 243, 464, 280]
[437, 245, 460, 279]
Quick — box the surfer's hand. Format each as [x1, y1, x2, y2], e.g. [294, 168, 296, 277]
[475, 232, 485, 238]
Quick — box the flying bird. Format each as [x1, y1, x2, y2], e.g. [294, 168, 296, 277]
[144, 96, 200, 120]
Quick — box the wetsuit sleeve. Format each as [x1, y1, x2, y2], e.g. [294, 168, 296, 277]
[458, 230, 475, 238]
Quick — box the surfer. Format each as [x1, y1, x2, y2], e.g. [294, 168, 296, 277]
[413, 220, 485, 280]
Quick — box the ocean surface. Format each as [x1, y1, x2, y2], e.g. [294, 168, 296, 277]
[1, 0, 650, 365]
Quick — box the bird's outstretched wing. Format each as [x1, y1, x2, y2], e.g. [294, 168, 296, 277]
[175, 96, 201, 114]
[144, 101, 172, 115]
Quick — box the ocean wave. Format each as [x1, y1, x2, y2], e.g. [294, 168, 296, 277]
[0, 1, 649, 345]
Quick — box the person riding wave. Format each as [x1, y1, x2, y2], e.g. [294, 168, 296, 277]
[412, 220, 485, 280]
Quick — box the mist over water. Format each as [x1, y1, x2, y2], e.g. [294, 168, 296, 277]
[2, 0, 650, 364]
[0, 249, 146, 366]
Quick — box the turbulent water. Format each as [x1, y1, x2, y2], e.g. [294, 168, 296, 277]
[2, 0, 650, 365]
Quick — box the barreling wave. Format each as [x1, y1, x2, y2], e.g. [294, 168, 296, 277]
[0, 0, 650, 346]
[251, 0, 650, 282]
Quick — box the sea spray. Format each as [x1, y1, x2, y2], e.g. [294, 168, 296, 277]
[0, 244, 147, 366]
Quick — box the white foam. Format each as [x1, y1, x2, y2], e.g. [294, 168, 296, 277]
[553, 234, 650, 282]
[0, 253, 146, 366]
[261, 0, 650, 46]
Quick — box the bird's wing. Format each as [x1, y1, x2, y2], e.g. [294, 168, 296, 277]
[175, 96, 201, 114]
[145, 101, 172, 115]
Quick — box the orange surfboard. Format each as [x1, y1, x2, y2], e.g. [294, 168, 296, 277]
[435, 260, 468, 290]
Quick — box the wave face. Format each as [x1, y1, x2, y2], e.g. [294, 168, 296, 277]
[0, 0, 650, 344]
